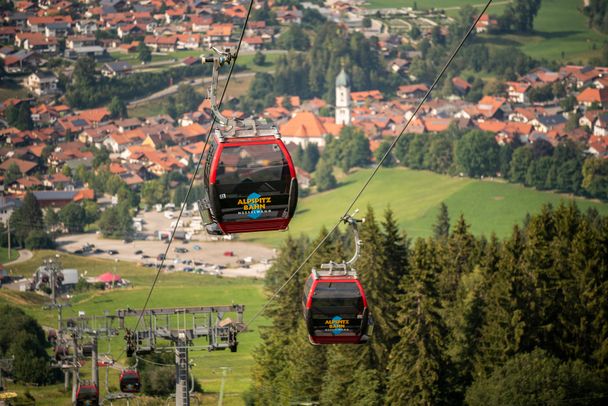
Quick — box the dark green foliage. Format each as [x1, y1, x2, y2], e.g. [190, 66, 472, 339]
[583, 0, 608, 33]
[238, 72, 276, 113]
[498, 0, 542, 33]
[250, 203, 608, 405]
[433, 202, 450, 240]
[66, 58, 211, 108]
[98, 202, 134, 239]
[4, 162, 22, 185]
[277, 25, 310, 51]
[5, 103, 34, 130]
[0, 305, 55, 385]
[387, 238, 449, 405]
[107, 96, 128, 119]
[315, 158, 337, 192]
[59, 202, 86, 233]
[252, 51, 265, 66]
[92, 146, 110, 168]
[374, 140, 396, 167]
[137, 42, 151, 63]
[9, 192, 50, 247]
[323, 126, 371, 172]
[466, 349, 608, 406]
[138, 353, 175, 396]
[455, 131, 499, 177]
[583, 157, 608, 199]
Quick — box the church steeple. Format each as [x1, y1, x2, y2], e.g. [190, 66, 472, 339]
[335, 66, 351, 125]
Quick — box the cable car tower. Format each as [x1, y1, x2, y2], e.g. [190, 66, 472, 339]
[118, 305, 245, 406]
[198, 47, 298, 235]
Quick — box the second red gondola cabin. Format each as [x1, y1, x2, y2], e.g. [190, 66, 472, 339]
[119, 369, 141, 393]
[302, 272, 370, 345]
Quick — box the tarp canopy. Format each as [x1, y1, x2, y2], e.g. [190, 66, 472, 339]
[97, 272, 121, 283]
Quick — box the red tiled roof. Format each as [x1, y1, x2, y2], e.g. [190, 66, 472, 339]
[576, 87, 608, 103]
[279, 111, 328, 138]
[0, 158, 38, 173]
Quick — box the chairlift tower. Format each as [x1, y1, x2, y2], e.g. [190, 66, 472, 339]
[117, 305, 245, 406]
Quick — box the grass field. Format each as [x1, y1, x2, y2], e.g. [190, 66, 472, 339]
[109, 50, 281, 74]
[0, 248, 19, 264]
[243, 167, 608, 247]
[127, 75, 253, 118]
[0, 251, 268, 405]
[366, 0, 607, 62]
[479, 0, 608, 63]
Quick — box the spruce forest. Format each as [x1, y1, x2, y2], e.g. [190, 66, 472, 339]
[248, 203, 608, 405]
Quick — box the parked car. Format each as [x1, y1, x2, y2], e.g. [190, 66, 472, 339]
[193, 245, 202, 251]
[175, 247, 188, 254]
[93, 249, 105, 254]
[223, 251, 234, 257]
[157, 254, 166, 261]
[141, 254, 150, 259]
[135, 250, 143, 255]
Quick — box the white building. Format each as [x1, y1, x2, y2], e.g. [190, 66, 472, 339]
[335, 67, 351, 125]
[25, 71, 58, 95]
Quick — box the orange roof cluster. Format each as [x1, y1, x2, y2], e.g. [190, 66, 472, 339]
[576, 87, 608, 104]
[279, 111, 329, 138]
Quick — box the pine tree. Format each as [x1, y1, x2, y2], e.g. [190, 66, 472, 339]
[321, 344, 382, 406]
[475, 225, 531, 376]
[387, 238, 449, 405]
[356, 207, 393, 374]
[10, 192, 44, 246]
[433, 202, 450, 240]
[439, 214, 477, 304]
[315, 158, 337, 191]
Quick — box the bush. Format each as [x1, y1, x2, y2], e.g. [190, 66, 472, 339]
[466, 349, 608, 406]
[25, 230, 55, 249]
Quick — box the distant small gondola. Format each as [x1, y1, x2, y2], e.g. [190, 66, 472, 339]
[75, 384, 98, 406]
[119, 369, 141, 393]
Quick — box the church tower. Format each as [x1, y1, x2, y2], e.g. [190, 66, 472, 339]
[335, 67, 351, 125]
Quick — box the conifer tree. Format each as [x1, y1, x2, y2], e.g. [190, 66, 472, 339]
[356, 207, 392, 372]
[433, 202, 450, 240]
[475, 225, 532, 376]
[321, 344, 382, 406]
[439, 214, 477, 304]
[387, 238, 449, 405]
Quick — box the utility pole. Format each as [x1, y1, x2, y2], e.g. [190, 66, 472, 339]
[217, 367, 231, 406]
[7, 217, 10, 262]
[91, 333, 98, 390]
[71, 333, 78, 405]
[0, 356, 14, 392]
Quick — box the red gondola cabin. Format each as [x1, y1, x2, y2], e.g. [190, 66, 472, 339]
[201, 129, 298, 235]
[119, 369, 141, 393]
[76, 384, 99, 406]
[302, 272, 370, 345]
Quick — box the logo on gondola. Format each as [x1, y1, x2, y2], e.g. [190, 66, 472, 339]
[237, 192, 272, 219]
[326, 316, 348, 335]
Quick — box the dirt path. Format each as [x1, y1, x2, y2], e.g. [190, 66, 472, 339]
[3, 249, 32, 266]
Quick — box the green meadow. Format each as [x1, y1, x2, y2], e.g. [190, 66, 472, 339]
[479, 0, 608, 63]
[244, 167, 608, 247]
[1, 251, 268, 406]
[365, 0, 608, 62]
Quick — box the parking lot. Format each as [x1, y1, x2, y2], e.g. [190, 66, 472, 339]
[55, 209, 277, 277]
